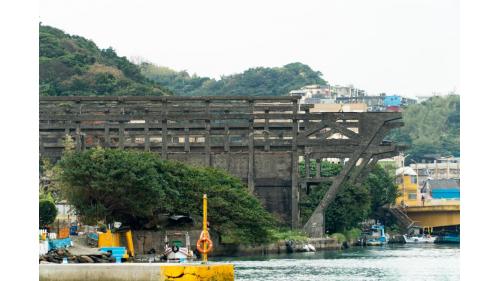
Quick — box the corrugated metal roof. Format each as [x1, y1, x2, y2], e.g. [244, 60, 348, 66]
[426, 179, 460, 190]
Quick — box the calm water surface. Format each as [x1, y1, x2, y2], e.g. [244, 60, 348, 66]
[214, 244, 459, 281]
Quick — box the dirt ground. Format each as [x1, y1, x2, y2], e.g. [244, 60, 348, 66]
[67, 235, 102, 256]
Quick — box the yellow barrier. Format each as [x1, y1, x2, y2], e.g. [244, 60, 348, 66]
[98, 229, 135, 258]
[98, 230, 121, 248]
[161, 264, 234, 281]
[124, 230, 135, 257]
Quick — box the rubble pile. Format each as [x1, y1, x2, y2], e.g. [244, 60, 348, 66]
[39, 248, 115, 264]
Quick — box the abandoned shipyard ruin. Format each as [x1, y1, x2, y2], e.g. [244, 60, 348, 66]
[39, 96, 403, 237]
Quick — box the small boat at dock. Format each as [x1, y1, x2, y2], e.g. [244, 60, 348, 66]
[359, 224, 388, 246]
[403, 234, 437, 243]
[163, 231, 194, 261]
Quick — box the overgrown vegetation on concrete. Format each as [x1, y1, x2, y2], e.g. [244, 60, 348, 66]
[269, 229, 309, 243]
[299, 161, 399, 233]
[54, 147, 277, 244]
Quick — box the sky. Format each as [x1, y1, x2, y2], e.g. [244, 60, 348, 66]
[39, 0, 459, 98]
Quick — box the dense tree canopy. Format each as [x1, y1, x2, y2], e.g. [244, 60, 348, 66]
[59, 148, 176, 226]
[299, 161, 398, 233]
[140, 62, 327, 96]
[364, 165, 400, 220]
[325, 183, 371, 233]
[390, 95, 460, 162]
[39, 24, 171, 96]
[58, 148, 276, 244]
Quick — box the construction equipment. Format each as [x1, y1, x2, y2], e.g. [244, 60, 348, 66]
[97, 224, 135, 260]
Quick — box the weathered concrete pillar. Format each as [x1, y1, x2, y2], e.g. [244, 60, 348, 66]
[184, 127, 190, 152]
[118, 121, 124, 149]
[205, 119, 211, 166]
[305, 154, 310, 178]
[291, 101, 300, 228]
[304, 211, 325, 238]
[75, 121, 81, 152]
[224, 124, 229, 152]
[144, 120, 150, 152]
[161, 98, 168, 160]
[315, 159, 321, 178]
[247, 118, 255, 194]
[104, 122, 110, 148]
[264, 109, 270, 152]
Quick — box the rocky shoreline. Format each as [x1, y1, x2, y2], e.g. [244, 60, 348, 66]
[39, 249, 116, 264]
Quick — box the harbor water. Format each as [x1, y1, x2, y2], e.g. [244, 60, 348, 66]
[214, 244, 459, 281]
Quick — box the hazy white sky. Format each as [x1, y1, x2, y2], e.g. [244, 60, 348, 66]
[39, 0, 459, 97]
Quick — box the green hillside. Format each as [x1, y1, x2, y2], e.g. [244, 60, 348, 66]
[38, 25, 459, 163]
[391, 94, 460, 162]
[139, 62, 328, 96]
[39, 25, 171, 96]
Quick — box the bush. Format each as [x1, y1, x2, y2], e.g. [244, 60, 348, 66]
[269, 229, 308, 242]
[386, 224, 401, 234]
[330, 233, 346, 243]
[39, 199, 57, 227]
[344, 228, 362, 242]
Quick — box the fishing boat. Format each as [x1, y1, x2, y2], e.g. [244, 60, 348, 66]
[403, 234, 437, 243]
[163, 231, 194, 261]
[363, 224, 388, 246]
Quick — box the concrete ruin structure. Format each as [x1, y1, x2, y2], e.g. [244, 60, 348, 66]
[39, 96, 403, 237]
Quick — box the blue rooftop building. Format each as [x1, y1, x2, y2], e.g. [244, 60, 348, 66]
[384, 95, 402, 107]
[422, 179, 460, 200]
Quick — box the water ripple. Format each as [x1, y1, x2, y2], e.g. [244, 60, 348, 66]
[214, 244, 459, 281]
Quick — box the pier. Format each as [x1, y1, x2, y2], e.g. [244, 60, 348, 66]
[39, 263, 234, 281]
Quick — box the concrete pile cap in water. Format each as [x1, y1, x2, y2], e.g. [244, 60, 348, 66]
[39, 263, 234, 281]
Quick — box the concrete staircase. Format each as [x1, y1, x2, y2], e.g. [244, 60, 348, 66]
[387, 205, 417, 232]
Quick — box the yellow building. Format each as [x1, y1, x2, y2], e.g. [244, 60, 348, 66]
[393, 167, 460, 230]
[395, 167, 420, 207]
